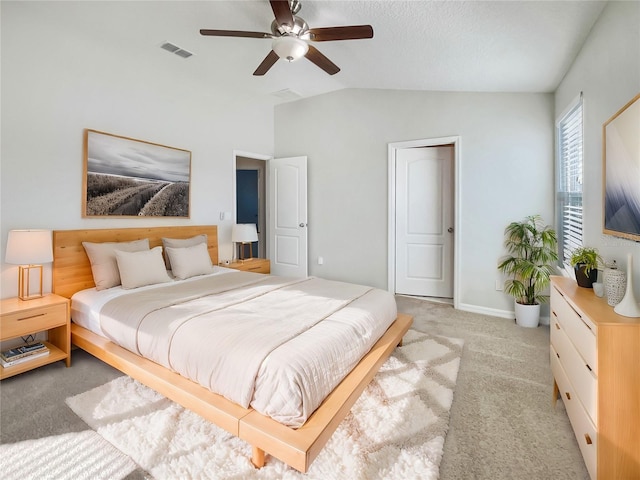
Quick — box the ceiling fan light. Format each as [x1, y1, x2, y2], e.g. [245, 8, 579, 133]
[272, 36, 309, 62]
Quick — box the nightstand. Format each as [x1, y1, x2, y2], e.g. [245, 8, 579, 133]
[227, 258, 270, 274]
[0, 294, 71, 380]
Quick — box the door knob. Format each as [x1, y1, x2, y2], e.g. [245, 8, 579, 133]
[448, 227, 454, 233]
[299, 223, 307, 227]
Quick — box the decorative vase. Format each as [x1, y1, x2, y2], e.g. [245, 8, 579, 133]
[604, 261, 626, 307]
[514, 301, 540, 328]
[593, 282, 605, 297]
[614, 254, 640, 318]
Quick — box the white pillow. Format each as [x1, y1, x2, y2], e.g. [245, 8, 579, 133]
[165, 242, 215, 280]
[82, 239, 150, 290]
[115, 246, 172, 289]
[161, 234, 208, 270]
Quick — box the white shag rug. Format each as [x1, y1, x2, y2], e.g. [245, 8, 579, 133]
[66, 330, 463, 480]
[0, 430, 138, 480]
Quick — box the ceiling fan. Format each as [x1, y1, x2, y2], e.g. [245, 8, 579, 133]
[200, 0, 373, 76]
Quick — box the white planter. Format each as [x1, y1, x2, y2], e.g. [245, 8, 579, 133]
[514, 301, 540, 328]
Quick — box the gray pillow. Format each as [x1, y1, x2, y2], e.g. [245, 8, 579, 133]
[82, 239, 150, 290]
[161, 234, 207, 270]
[165, 242, 215, 280]
[115, 247, 172, 289]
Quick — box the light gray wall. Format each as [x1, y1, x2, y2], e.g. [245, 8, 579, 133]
[0, 2, 274, 298]
[274, 89, 554, 316]
[555, 0, 640, 296]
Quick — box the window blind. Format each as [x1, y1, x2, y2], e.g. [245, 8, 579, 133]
[556, 96, 583, 265]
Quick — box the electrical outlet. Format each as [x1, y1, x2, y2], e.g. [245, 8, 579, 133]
[495, 279, 503, 291]
[318, 256, 324, 265]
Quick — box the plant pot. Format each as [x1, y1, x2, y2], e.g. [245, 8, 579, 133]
[514, 301, 540, 328]
[574, 264, 597, 288]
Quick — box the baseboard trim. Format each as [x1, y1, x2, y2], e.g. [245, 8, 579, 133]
[456, 303, 550, 326]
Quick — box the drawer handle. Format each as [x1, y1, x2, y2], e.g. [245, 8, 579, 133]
[17, 313, 46, 321]
[565, 392, 571, 400]
[556, 352, 560, 359]
[586, 364, 592, 372]
[565, 302, 593, 331]
[554, 322, 560, 330]
[579, 318, 592, 332]
[584, 433, 592, 445]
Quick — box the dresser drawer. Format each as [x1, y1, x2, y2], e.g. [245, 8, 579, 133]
[551, 345, 597, 480]
[551, 286, 597, 375]
[227, 259, 270, 274]
[242, 263, 269, 273]
[550, 315, 597, 424]
[1, 303, 67, 338]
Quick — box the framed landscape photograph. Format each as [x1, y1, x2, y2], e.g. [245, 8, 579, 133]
[603, 93, 640, 242]
[83, 130, 191, 218]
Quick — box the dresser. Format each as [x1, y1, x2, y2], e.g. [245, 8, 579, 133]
[550, 276, 640, 480]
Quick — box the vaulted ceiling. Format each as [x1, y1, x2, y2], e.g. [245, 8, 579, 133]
[16, 0, 608, 102]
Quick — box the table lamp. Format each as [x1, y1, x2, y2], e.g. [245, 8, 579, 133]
[231, 224, 258, 261]
[5, 229, 53, 300]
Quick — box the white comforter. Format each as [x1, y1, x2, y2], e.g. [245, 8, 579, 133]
[79, 271, 397, 427]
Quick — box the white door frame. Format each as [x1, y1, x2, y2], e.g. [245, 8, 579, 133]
[233, 150, 272, 258]
[388, 136, 461, 308]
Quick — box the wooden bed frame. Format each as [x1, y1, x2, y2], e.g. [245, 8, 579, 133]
[52, 225, 412, 473]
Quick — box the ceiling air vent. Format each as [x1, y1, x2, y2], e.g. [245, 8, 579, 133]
[174, 49, 193, 59]
[160, 42, 194, 59]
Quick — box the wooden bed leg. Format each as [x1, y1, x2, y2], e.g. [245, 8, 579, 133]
[251, 447, 265, 468]
[398, 337, 403, 347]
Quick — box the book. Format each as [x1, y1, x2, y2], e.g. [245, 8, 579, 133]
[0, 349, 50, 368]
[1, 343, 47, 362]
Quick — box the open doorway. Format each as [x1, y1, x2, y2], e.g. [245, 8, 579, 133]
[388, 136, 460, 308]
[232, 151, 309, 275]
[235, 155, 266, 258]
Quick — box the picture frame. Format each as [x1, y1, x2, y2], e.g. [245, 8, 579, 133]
[602, 93, 640, 242]
[83, 129, 191, 218]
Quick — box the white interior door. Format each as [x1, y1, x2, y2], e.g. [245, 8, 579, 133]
[395, 146, 454, 297]
[268, 156, 308, 277]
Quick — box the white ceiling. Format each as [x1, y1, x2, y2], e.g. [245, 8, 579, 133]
[30, 0, 609, 102]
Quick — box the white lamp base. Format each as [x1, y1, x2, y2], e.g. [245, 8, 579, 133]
[613, 254, 640, 318]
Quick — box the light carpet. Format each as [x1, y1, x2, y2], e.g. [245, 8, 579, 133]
[65, 330, 463, 480]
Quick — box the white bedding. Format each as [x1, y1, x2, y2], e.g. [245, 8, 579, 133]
[71, 270, 397, 427]
[71, 266, 234, 335]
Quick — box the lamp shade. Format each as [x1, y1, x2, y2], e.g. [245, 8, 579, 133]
[232, 224, 258, 243]
[272, 36, 309, 62]
[5, 230, 53, 265]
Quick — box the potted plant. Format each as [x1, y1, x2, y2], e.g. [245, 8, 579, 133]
[497, 215, 558, 328]
[569, 247, 602, 288]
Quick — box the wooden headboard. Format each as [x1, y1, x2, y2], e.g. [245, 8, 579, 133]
[52, 225, 218, 299]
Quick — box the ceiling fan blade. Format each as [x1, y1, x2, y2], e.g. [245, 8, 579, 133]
[308, 25, 374, 42]
[200, 29, 272, 39]
[270, 0, 295, 28]
[253, 50, 280, 76]
[305, 45, 340, 75]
